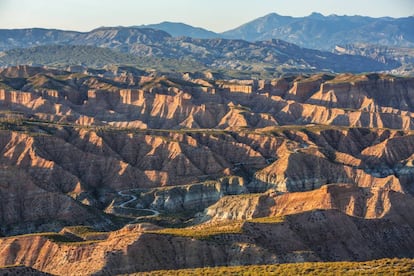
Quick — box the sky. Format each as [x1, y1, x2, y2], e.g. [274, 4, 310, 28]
[0, 0, 413, 32]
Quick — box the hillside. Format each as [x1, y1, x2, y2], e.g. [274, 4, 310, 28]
[0, 45, 141, 67]
[0, 45, 207, 72]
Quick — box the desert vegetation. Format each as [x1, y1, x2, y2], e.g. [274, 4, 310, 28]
[136, 258, 414, 275]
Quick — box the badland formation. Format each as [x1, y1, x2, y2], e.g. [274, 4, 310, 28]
[0, 12, 414, 275]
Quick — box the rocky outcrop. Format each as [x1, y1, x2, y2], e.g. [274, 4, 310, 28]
[307, 74, 414, 112]
[150, 177, 246, 212]
[0, 90, 37, 106]
[203, 194, 265, 221]
[204, 180, 408, 223]
[249, 127, 413, 194]
[219, 81, 255, 93]
[250, 150, 402, 193]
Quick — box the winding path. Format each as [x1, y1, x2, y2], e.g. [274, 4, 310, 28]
[117, 190, 138, 208]
[116, 190, 160, 220]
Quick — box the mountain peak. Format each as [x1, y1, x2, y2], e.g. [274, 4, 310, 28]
[309, 12, 325, 19]
[136, 22, 219, 39]
[261, 12, 293, 20]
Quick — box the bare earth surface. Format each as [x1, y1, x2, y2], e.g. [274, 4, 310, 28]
[0, 66, 414, 274]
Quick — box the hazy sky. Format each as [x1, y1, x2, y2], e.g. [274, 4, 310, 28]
[0, 0, 413, 32]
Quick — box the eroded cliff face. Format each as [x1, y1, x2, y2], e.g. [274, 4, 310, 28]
[1, 67, 414, 273]
[1, 67, 414, 130]
[106, 176, 247, 214]
[2, 125, 414, 234]
[205, 182, 405, 222]
[250, 127, 412, 194]
[0, 127, 268, 234]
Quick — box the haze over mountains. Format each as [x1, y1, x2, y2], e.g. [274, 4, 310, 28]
[2, 12, 413, 50]
[137, 13, 414, 50]
[1, 13, 413, 76]
[141, 13, 414, 53]
[222, 13, 414, 49]
[0, 37, 393, 76]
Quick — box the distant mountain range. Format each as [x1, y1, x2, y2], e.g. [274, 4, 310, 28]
[2, 13, 413, 51]
[136, 13, 414, 51]
[222, 13, 414, 50]
[0, 13, 413, 76]
[0, 44, 207, 73]
[0, 27, 171, 51]
[0, 29, 395, 76]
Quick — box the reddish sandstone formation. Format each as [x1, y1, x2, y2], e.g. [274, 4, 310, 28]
[0, 68, 414, 273]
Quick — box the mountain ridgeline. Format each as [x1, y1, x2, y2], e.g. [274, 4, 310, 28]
[1, 13, 413, 76]
[137, 21, 220, 39]
[0, 29, 403, 75]
[3, 13, 413, 52]
[134, 14, 414, 51]
[222, 13, 414, 50]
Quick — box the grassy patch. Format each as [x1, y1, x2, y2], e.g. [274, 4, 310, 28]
[62, 226, 95, 235]
[4, 229, 104, 245]
[146, 215, 285, 240]
[61, 225, 108, 240]
[225, 193, 262, 199]
[43, 233, 78, 243]
[5, 232, 58, 239]
[147, 221, 244, 240]
[248, 216, 285, 224]
[5, 232, 79, 243]
[133, 258, 414, 275]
